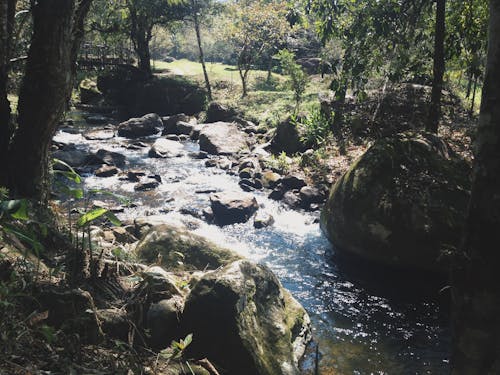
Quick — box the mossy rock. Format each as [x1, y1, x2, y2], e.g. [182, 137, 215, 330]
[134, 224, 241, 271]
[79, 78, 102, 104]
[181, 260, 311, 375]
[320, 132, 471, 272]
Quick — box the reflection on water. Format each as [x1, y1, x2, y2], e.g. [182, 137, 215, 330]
[54, 128, 450, 374]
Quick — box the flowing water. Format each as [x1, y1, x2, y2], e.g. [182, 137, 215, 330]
[54, 118, 450, 374]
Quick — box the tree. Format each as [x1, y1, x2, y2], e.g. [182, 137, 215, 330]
[0, 0, 93, 202]
[276, 49, 307, 111]
[226, 0, 290, 97]
[0, 0, 17, 165]
[127, 0, 188, 76]
[427, 0, 446, 133]
[184, 0, 218, 100]
[451, 1, 500, 372]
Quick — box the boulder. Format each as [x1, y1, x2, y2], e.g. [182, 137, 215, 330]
[299, 186, 325, 206]
[52, 149, 97, 169]
[271, 116, 308, 155]
[117, 113, 162, 138]
[148, 138, 184, 158]
[261, 170, 281, 188]
[205, 101, 237, 123]
[199, 122, 248, 155]
[162, 114, 197, 135]
[147, 296, 184, 348]
[210, 191, 259, 225]
[134, 224, 241, 271]
[97, 67, 207, 117]
[96, 149, 126, 167]
[254, 213, 275, 229]
[321, 132, 471, 272]
[182, 260, 311, 375]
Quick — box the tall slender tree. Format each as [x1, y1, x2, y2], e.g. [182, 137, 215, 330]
[0, 0, 17, 165]
[427, 0, 446, 133]
[451, 0, 500, 373]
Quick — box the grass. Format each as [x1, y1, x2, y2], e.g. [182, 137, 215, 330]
[152, 58, 331, 126]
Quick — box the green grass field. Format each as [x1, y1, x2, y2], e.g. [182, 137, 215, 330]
[152, 58, 331, 125]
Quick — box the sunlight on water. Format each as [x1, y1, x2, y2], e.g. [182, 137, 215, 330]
[54, 127, 450, 374]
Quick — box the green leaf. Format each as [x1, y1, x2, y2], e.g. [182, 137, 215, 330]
[0, 199, 29, 220]
[105, 211, 122, 226]
[77, 208, 108, 227]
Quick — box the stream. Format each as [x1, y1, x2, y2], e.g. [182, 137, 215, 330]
[53, 113, 450, 374]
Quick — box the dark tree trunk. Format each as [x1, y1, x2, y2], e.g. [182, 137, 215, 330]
[135, 28, 152, 76]
[0, 0, 16, 185]
[7, 0, 92, 201]
[193, 8, 212, 100]
[427, 0, 446, 133]
[451, 1, 500, 373]
[130, 7, 152, 76]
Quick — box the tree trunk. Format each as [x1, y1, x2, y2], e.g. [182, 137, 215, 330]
[130, 8, 152, 76]
[427, 0, 446, 133]
[451, 1, 500, 373]
[469, 74, 478, 116]
[193, 9, 212, 100]
[7, 0, 92, 201]
[0, 0, 16, 185]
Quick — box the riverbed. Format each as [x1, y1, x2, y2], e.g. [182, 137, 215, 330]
[53, 117, 450, 374]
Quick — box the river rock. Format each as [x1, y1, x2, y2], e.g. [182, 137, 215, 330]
[84, 129, 114, 141]
[281, 175, 307, 190]
[148, 138, 184, 158]
[162, 114, 197, 135]
[95, 165, 119, 177]
[52, 149, 97, 169]
[199, 122, 248, 155]
[321, 132, 471, 272]
[117, 113, 162, 138]
[210, 191, 259, 225]
[182, 260, 311, 375]
[261, 170, 282, 188]
[254, 212, 275, 229]
[299, 186, 325, 206]
[95, 149, 126, 167]
[134, 178, 160, 192]
[134, 224, 241, 271]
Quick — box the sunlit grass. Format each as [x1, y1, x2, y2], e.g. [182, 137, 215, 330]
[152, 59, 331, 126]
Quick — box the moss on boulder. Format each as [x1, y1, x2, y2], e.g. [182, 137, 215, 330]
[321, 132, 471, 272]
[134, 224, 241, 271]
[181, 260, 311, 375]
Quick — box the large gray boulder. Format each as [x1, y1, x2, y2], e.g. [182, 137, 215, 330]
[198, 122, 248, 155]
[134, 224, 241, 271]
[117, 113, 162, 138]
[321, 132, 471, 272]
[182, 260, 311, 375]
[210, 191, 258, 225]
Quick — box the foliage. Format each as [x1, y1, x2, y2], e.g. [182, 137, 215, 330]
[265, 152, 292, 174]
[225, 0, 291, 96]
[294, 108, 331, 147]
[275, 49, 307, 110]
